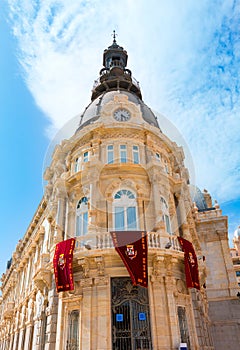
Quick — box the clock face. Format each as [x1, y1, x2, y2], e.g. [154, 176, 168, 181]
[114, 109, 131, 122]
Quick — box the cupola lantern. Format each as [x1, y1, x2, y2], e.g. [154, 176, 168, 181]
[91, 31, 142, 101]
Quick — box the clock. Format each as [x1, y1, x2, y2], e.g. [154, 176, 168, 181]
[114, 108, 131, 122]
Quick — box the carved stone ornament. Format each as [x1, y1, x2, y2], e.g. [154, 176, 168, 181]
[176, 279, 187, 294]
[94, 276, 109, 286]
[94, 256, 105, 276]
[78, 257, 90, 278]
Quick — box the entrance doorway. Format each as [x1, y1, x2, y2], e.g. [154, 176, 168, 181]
[111, 277, 152, 350]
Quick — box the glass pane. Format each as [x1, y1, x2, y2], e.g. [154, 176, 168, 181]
[120, 151, 127, 163]
[114, 191, 121, 199]
[120, 145, 127, 163]
[133, 152, 139, 164]
[83, 151, 89, 162]
[76, 215, 81, 236]
[133, 146, 139, 164]
[127, 207, 137, 229]
[165, 215, 171, 234]
[115, 207, 124, 230]
[108, 150, 114, 164]
[83, 212, 88, 235]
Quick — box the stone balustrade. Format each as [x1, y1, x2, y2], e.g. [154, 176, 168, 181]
[74, 231, 182, 251]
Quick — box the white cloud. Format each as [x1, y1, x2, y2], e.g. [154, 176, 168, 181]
[7, 0, 240, 203]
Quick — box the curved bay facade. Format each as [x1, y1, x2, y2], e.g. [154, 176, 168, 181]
[0, 37, 239, 350]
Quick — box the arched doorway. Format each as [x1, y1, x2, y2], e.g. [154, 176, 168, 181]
[111, 278, 152, 350]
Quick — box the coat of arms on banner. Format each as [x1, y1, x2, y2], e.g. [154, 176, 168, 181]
[58, 253, 65, 270]
[125, 244, 137, 259]
[188, 252, 196, 267]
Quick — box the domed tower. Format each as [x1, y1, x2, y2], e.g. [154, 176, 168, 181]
[44, 34, 214, 350]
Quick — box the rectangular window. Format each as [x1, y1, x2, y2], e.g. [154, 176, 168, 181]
[236, 271, 240, 277]
[74, 158, 79, 172]
[83, 151, 89, 163]
[115, 207, 124, 230]
[107, 145, 114, 164]
[133, 145, 139, 164]
[120, 145, 127, 163]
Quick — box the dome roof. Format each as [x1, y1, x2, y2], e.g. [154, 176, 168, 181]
[234, 226, 240, 239]
[76, 90, 160, 132]
[189, 185, 208, 210]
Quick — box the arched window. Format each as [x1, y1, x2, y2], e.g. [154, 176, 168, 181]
[113, 190, 138, 231]
[76, 197, 88, 236]
[160, 197, 171, 234]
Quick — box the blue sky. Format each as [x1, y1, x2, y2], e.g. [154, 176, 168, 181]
[0, 0, 239, 275]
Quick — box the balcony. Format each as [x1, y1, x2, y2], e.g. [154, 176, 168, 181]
[74, 232, 182, 252]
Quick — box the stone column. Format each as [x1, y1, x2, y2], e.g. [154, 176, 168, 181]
[8, 324, 15, 350]
[32, 290, 45, 350]
[44, 287, 59, 350]
[151, 256, 173, 349]
[17, 304, 26, 350]
[23, 297, 35, 350]
[12, 309, 20, 350]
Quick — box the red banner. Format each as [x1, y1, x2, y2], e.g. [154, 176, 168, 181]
[177, 236, 200, 290]
[111, 231, 148, 288]
[53, 238, 75, 292]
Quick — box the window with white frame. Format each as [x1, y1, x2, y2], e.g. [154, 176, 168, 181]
[120, 145, 127, 163]
[113, 190, 138, 231]
[160, 197, 171, 234]
[132, 145, 140, 164]
[74, 158, 80, 173]
[83, 151, 89, 163]
[76, 197, 88, 236]
[107, 145, 114, 164]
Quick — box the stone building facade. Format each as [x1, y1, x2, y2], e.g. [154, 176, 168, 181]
[0, 36, 240, 350]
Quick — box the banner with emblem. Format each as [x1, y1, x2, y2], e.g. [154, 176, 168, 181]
[53, 238, 75, 293]
[110, 231, 148, 288]
[177, 236, 200, 290]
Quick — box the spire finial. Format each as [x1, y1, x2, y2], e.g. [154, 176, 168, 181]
[112, 30, 117, 43]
